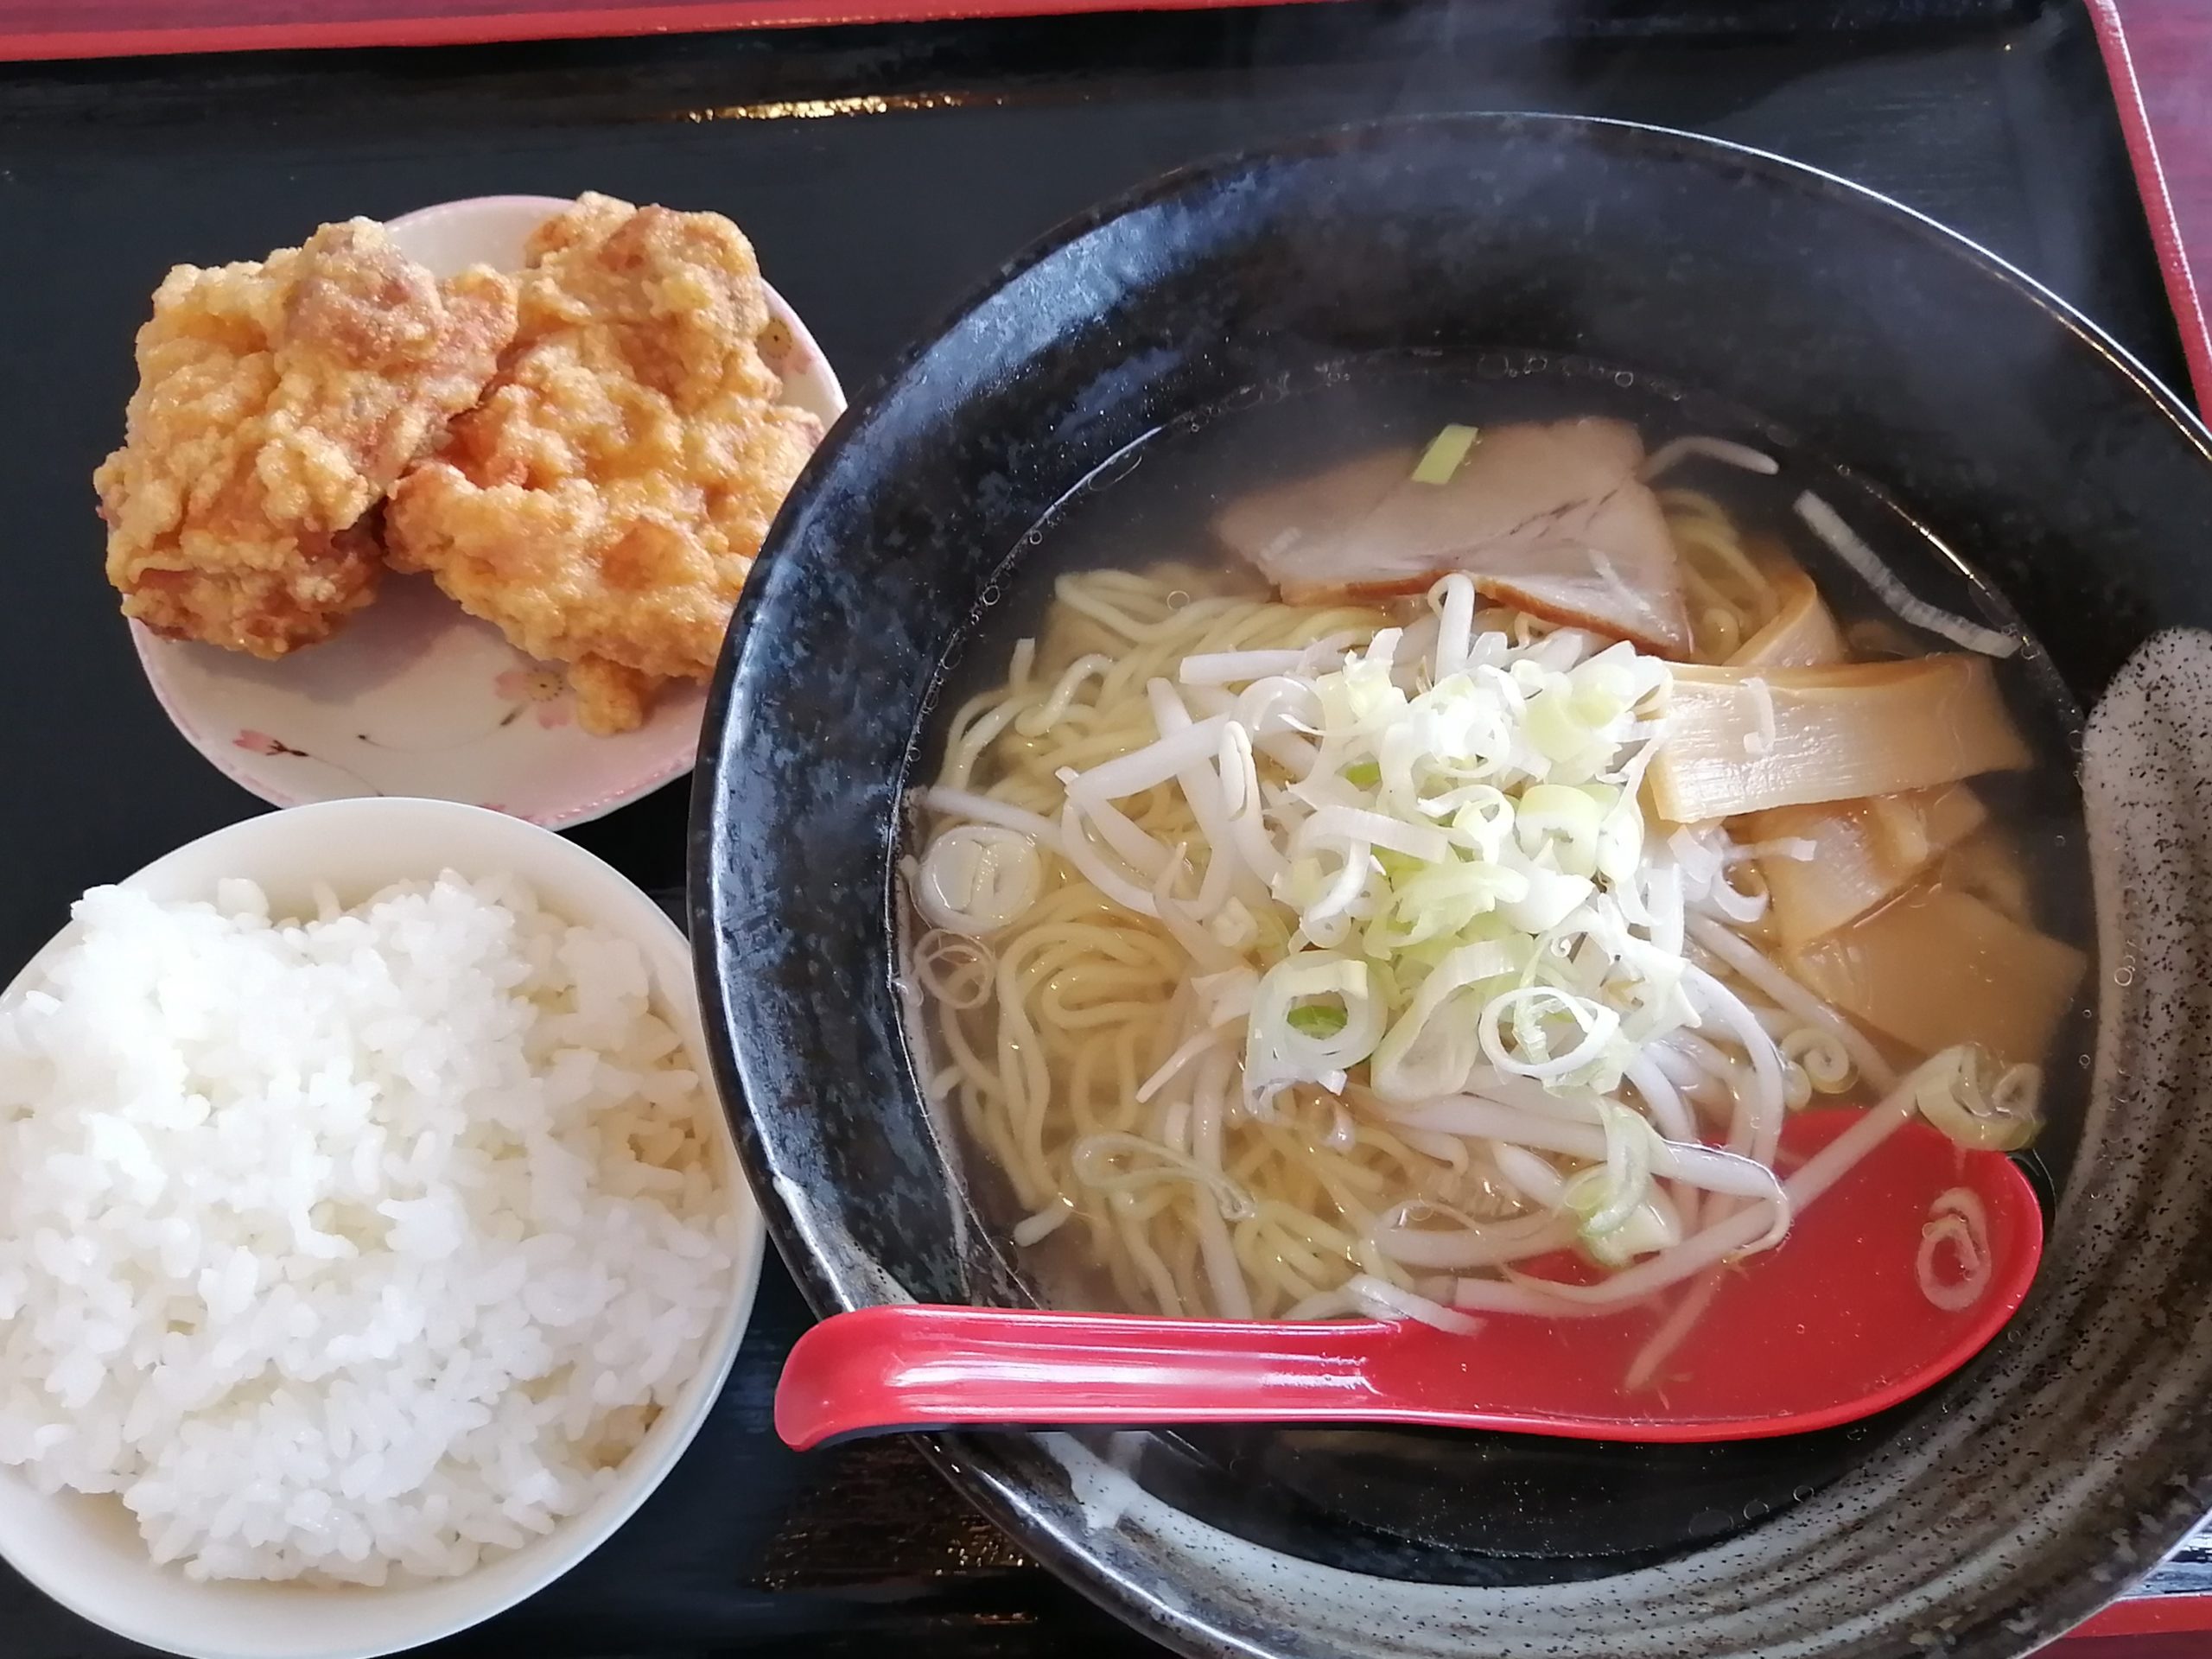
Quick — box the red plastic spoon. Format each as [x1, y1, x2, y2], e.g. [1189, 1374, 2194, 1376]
[776, 1109, 2043, 1449]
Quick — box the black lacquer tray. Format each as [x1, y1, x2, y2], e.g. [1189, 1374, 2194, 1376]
[0, 3, 2199, 1652]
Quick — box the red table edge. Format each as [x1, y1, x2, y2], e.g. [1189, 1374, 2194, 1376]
[2077, 1593, 2212, 1640]
[0, 0, 1313, 62]
[2088, 0, 2212, 415]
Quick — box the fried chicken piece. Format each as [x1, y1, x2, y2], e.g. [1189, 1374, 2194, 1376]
[385, 192, 824, 734]
[95, 219, 518, 658]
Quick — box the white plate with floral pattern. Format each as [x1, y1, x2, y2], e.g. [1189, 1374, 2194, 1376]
[130, 194, 846, 829]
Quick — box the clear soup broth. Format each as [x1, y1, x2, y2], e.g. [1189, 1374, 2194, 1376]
[899, 357, 2090, 1391]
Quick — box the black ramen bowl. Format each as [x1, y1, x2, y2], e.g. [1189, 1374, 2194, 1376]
[693, 114, 2212, 1658]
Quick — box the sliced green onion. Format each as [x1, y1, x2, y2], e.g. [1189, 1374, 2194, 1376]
[1514, 784, 1606, 879]
[1411, 423, 1480, 486]
[1287, 1003, 1351, 1039]
[1369, 941, 1517, 1102]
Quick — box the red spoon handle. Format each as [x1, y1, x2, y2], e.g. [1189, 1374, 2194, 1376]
[772, 1117, 2044, 1451]
[776, 1304, 1396, 1449]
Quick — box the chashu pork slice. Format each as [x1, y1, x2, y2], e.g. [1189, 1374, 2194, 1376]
[1213, 417, 1693, 657]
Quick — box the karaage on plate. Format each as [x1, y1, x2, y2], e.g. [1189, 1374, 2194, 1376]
[385, 192, 824, 734]
[96, 219, 518, 658]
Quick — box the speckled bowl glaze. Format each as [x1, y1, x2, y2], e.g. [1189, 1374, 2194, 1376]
[694, 116, 2212, 1658]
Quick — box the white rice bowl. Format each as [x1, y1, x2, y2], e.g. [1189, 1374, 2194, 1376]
[0, 799, 760, 1659]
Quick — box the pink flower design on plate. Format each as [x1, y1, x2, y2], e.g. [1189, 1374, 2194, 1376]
[759, 316, 808, 372]
[234, 728, 305, 758]
[493, 666, 573, 730]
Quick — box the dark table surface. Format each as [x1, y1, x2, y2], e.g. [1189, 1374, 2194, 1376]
[2, 1, 2207, 1653]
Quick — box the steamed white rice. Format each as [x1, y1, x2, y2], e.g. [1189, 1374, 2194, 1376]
[0, 873, 739, 1585]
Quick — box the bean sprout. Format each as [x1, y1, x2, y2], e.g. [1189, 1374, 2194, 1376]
[1796, 491, 2018, 658]
[1916, 1186, 1993, 1311]
[912, 929, 995, 1010]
